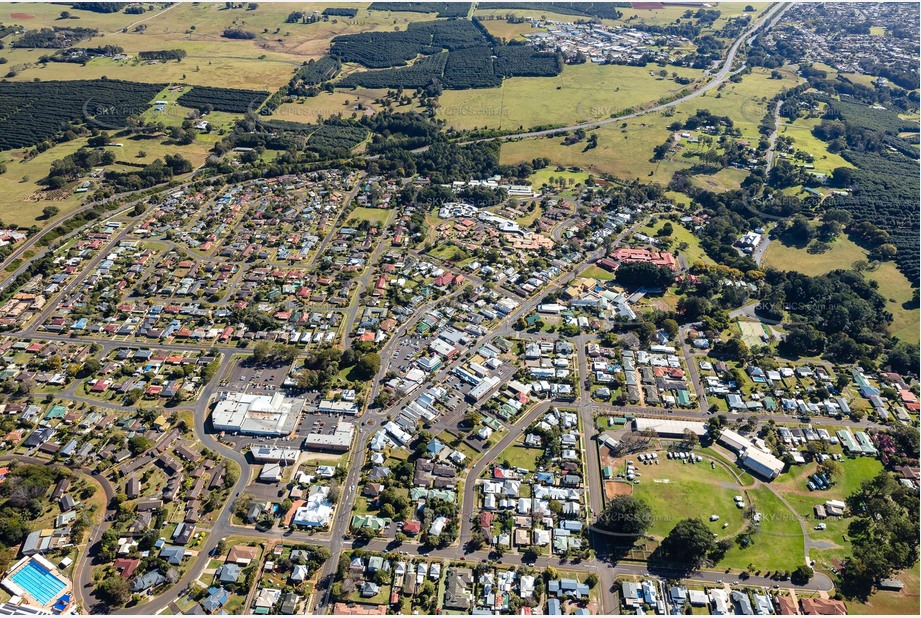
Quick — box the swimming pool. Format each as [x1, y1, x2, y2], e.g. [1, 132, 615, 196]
[9, 560, 67, 606]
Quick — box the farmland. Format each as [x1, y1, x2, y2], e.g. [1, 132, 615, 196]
[438, 63, 705, 131]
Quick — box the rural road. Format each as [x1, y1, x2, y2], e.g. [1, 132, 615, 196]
[447, 2, 793, 146]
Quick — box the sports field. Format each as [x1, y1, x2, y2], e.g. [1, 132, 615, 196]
[619, 453, 749, 540]
[737, 320, 769, 348]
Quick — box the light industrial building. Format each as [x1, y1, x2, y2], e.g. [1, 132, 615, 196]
[211, 391, 303, 436]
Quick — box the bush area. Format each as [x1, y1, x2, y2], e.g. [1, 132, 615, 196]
[12, 26, 97, 48]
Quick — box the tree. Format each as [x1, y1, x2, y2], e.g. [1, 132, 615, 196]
[791, 565, 813, 585]
[42, 206, 60, 219]
[96, 575, 131, 607]
[596, 495, 653, 536]
[352, 352, 381, 380]
[656, 518, 716, 568]
[585, 573, 598, 588]
[615, 262, 675, 289]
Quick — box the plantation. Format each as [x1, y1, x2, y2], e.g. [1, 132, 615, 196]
[306, 124, 369, 155]
[176, 86, 271, 114]
[332, 17, 562, 90]
[294, 56, 342, 87]
[337, 53, 449, 89]
[0, 79, 164, 150]
[477, 2, 623, 20]
[443, 46, 502, 89]
[368, 3, 472, 18]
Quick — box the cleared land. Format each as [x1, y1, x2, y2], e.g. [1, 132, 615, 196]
[437, 63, 705, 131]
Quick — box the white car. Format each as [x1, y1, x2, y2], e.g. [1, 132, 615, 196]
[815, 523, 827, 530]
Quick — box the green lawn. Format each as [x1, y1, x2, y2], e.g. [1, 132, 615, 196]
[496, 443, 542, 473]
[637, 220, 714, 267]
[347, 207, 393, 227]
[720, 487, 804, 573]
[580, 265, 615, 281]
[628, 454, 748, 539]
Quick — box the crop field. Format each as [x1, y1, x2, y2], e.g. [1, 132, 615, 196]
[618, 453, 748, 540]
[437, 63, 705, 131]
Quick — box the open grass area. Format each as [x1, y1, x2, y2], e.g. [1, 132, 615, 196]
[674, 67, 803, 141]
[763, 235, 919, 344]
[773, 457, 882, 502]
[437, 63, 704, 131]
[763, 234, 866, 275]
[777, 116, 854, 177]
[580, 265, 615, 281]
[690, 167, 749, 193]
[1, 3, 440, 90]
[0, 141, 86, 227]
[637, 220, 714, 267]
[623, 454, 747, 540]
[501, 113, 689, 185]
[269, 89, 390, 124]
[720, 486, 804, 573]
[347, 207, 392, 227]
[496, 443, 542, 473]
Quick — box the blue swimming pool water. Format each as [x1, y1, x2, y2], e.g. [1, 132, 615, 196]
[10, 560, 66, 606]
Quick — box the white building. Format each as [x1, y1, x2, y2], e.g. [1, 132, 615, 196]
[291, 486, 334, 527]
[211, 391, 303, 436]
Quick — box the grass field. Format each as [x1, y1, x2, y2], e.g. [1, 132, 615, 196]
[500, 67, 800, 185]
[720, 486, 805, 573]
[269, 90, 391, 124]
[763, 235, 920, 344]
[777, 116, 854, 177]
[497, 443, 542, 472]
[347, 207, 392, 227]
[625, 454, 748, 540]
[637, 220, 714, 266]
[580, 265, 615, 281]
[529, 168, 590, 190]
[437, 63, 705, 131]
[690, 167, 749, 193]
[1, 3, 439, 90]
[0, 141, 86, 227]
[673, 67, 803, 142]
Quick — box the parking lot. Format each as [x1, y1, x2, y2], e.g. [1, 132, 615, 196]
[223, 359, 292, 396]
